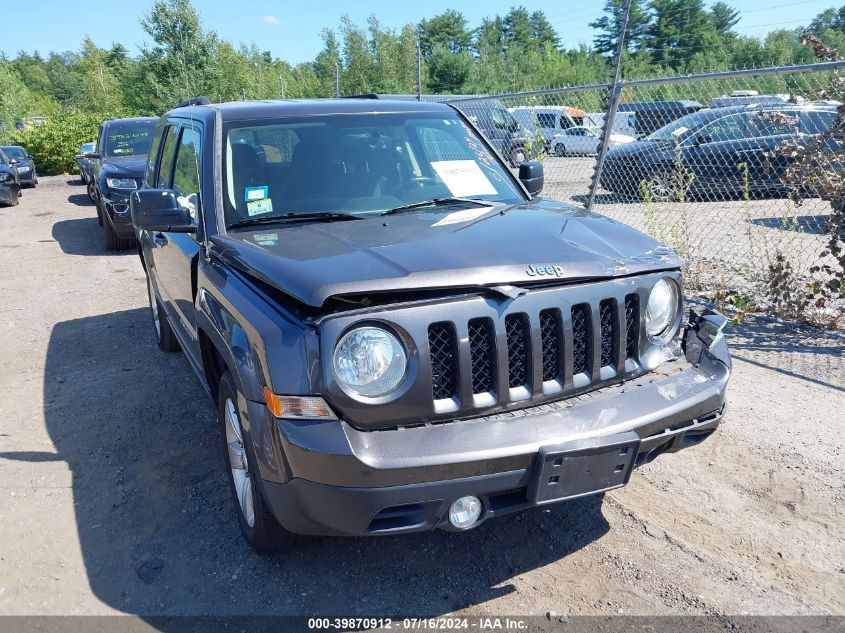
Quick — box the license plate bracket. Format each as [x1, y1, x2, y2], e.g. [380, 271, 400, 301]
[529, 432, 640, 504]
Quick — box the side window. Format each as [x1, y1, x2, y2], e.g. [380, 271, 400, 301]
[801, 110, 836, 136]
[700, 114, 749, 143]
[144, 126, 167, 188]
[536, 113, 555, 129]
[96, 125, 106, 154]
[749, 111, 799, 138]
[491, 108, 509, 130]
[559, 116, 573, 130]
[156, 126, 179, 189]
[172, 128, 202, 223]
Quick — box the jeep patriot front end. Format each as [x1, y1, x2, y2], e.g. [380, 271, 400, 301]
[131, 97, 731, 553]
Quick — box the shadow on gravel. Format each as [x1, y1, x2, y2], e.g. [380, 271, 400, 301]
[22, 308, 610, 622]
[67, 192, 94, 207]
[749, 215, 835, 235]
[51, 217, 133, 256]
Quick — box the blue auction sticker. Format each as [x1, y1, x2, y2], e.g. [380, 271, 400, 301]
[245, 186, 269, 202]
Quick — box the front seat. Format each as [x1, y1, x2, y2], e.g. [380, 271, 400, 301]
[230, 143, 268, 219]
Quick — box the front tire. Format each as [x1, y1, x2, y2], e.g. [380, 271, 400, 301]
[643, 168, 678, 203]
[218, 371, 296, 555]
[554, 143, 566, 157]
[146, 273, 179, 352]
[509, 147, 526, 167]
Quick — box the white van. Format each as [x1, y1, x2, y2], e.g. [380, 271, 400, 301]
[509, 106, 581, 148]
[586, 112, 637, 138]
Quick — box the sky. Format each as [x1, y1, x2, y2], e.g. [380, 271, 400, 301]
[0, 0, 838, 64]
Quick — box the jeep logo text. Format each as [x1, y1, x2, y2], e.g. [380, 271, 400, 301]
[526, 264, 565, 277]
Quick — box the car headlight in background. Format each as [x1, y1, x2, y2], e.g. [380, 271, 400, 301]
[645, 278, 680, 340]
[106, 177, 137, 189]
[332, 326, 408, 397]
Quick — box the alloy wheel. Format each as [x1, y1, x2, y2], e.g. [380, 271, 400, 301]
[225, 398, 255, 528]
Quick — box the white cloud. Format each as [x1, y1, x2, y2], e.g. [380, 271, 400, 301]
[263, 15, 281, 25]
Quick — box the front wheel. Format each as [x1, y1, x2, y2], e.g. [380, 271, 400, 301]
[554, 143, 566, 157]
[218, 371, 297, 554]
[643, 168, 678, 203]
[509, 147, 526, 167]
[146, 273, 179, 352]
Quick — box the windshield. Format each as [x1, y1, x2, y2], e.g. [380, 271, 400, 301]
[2, 147, 27, 160]
[81, 142, 96, 153]
[222, 111, 524, 226]
[104, 121, 156, 157]
[646, 110, 716, 141]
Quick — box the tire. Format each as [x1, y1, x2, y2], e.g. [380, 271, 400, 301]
[89, 181, 98, 206]
[146, 273, 179, 352]
[643, 168, 677, 203]
[218, 371, 296, 555]
[554, 143, 566, 157]
[509, 147, 526, 167]
[103, 217, 130, 250]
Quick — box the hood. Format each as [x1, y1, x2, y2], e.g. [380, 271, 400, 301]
[102, 154, 148, 177]
[210, 199, 683, 308]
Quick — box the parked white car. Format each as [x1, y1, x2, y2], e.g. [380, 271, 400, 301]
[550, 127, 636, 156]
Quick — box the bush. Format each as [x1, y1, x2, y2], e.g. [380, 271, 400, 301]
[7, 112, 112, 175]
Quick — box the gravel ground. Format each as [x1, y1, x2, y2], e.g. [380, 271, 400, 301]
[0, 177, 843, 621]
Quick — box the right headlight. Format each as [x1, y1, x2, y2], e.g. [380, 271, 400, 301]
[332, 326, 408, 398]
[645, 278, 680, 340]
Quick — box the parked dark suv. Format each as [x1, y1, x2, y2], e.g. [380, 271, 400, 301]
[131, 97, 731, 553]
[87, 116, 158, 250]
[0, 145, 37, 188]
[601, 103, 838, 201]
[0, 148, 22, 206]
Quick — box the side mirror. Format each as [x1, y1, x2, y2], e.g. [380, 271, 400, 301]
[519, 161, 544, 197]
[131, 189, 196, 233]
[8, 159, 16, 165]
[83, 151, 101, 159]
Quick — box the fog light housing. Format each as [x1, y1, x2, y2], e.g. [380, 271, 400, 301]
[448, 495, 482, 529]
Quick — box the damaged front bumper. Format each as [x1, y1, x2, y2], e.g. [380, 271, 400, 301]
[257, 309, 731, 536]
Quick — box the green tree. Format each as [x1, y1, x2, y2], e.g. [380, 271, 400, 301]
[590, 0, 651, 54]
[418, 10, 472, 55]
[710, 2, 740, 34]
[646, 0, 720, 71]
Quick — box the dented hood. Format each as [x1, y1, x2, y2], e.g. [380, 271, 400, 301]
[209, 199, 683, 307]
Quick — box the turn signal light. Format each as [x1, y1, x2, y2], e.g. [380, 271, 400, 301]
[263, 388, 335, 419]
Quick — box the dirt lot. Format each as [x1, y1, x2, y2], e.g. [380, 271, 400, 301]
[0, 177, 843, 620]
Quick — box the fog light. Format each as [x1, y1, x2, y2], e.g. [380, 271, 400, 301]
[448, 495, 482, 529]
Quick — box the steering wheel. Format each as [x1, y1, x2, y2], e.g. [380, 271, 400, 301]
[391, 176, 439, 196]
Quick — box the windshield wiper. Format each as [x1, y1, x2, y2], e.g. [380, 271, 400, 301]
[381, 197, 490, 216]
[227, 211, 361, 229]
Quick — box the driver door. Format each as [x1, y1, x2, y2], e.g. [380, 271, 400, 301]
[147, 124, 203, 354]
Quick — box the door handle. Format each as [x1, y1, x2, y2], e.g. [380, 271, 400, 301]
[153, 233, 168, 246]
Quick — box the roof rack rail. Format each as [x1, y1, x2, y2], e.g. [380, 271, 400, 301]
[339, 93, 381, 99]
[174, 96, 212, 108]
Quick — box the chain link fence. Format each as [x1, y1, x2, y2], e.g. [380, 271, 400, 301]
[436, 62, 845, 331]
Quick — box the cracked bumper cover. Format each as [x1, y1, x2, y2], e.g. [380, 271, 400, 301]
[255, 309, 731, 536]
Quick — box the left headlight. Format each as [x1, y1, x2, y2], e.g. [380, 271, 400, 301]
[645, 278, 680, 341]
[106, 177, 137, 190]
[332, 326, 408, 397]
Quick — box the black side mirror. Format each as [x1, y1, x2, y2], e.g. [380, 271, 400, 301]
[83, 152, 101, 159]
[519, 161, 544, 197]
[131, 189, 195, 233]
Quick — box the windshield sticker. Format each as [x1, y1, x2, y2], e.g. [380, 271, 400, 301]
[671, 126, 689, 137]
[431, 160, 497, 197]
[432, 207, 492, 227]
[245, 186, 269, 202]
[252, 233, 278, 246]
[247, 198, 273, 216]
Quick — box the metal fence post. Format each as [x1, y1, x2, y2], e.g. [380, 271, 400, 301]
[335, 61, 340, 97]
[587, 0, 632, 210]
[416, 41, 423, 102]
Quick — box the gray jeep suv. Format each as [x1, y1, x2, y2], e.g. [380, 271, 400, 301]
[130, 97, 731, 554]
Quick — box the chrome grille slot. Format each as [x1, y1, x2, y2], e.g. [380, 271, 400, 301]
[625, 294, 639, 360]
[428, 322, 457, 401]
[599, 299, 617, 368]
[571, 303, 591, 376]
[468, 318, 495, 394]
[539, 309, 562, 382]
[505, 313, 530, 388]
